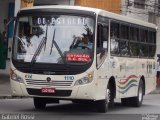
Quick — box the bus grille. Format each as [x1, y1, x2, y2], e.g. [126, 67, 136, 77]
[26, 80, 73, 87]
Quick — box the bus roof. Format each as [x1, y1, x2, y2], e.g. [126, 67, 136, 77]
[20, 5, 157, 29]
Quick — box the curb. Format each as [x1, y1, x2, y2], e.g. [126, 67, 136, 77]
[150, 87, 160, 94]
[150, 91, 160, 94]
[0, 96, 30, 99]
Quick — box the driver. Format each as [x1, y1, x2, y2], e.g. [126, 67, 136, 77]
[78, 34, 92, 49]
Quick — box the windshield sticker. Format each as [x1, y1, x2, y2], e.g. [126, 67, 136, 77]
[66, 54, 91, 62]
[17, 54, 25, 60]
[24, 55, 34, 62]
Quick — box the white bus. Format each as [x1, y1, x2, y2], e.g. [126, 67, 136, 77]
[10, 6, 157, 113]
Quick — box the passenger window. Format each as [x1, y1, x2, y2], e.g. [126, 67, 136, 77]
[111, 38, 120, 56]
[149, 31, 156, 43]
[111, 22, 119, 38]
[139, 29, 148, 42]
[139, 44, 148, 57]
[130, 42, 139, 57]
[120, 24, 129, 40]
[148, 45, 156, 57]
[110, 21, 120, 56]
[119, 40, 129, 56]
[130, 27, 138, 41]
[153, 32, 156, 43]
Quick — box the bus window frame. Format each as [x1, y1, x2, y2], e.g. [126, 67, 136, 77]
[96, 16, 109, 69]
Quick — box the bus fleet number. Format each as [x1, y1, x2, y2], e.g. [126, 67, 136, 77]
[65, 76, 74, 80]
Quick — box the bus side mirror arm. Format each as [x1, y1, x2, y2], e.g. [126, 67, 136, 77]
[6, 17, 16, 26]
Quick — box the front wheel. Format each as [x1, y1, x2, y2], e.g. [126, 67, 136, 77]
[33, 97, 46, 109]
[96, 99, 108, 113]
[95, 84, 111, 113]
[107, 83, 114, 108]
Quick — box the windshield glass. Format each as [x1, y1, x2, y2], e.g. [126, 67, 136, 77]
[13, 15, 95, 65]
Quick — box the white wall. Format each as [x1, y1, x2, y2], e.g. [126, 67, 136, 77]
[121, 0, 150, 22]
[34, 0, 75, 6]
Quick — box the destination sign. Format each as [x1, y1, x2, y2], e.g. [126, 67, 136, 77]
[32, 16, 86, 26]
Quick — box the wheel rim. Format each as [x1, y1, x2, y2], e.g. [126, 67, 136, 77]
[138, 83, 143, 102]
[106, 88, 110, 103]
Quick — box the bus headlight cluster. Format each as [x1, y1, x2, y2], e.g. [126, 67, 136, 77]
[74, 72, 94, 86]
[10, 69, 24, 83]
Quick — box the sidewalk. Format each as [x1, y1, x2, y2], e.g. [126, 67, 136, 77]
[151, 86, 160, 94]
[0, 60, 11, 96]
[0, 60, 160, 98]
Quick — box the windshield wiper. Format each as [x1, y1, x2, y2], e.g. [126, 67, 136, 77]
[50, 29, 56, 55]
[50, 29, 66, 64]
[44, 25, 48, 51]
[31, 25, 48, 64]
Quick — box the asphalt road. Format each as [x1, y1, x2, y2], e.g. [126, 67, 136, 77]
[0, 94, 159, 120]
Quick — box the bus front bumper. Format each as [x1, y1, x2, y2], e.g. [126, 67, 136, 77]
[10, 79, 104, 101]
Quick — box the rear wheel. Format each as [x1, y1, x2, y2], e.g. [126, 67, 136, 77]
[130, 80, 144, 107]
[121, 80, 144, 107]
[121, 98, 130, 106]
[33, 97, 46, 109]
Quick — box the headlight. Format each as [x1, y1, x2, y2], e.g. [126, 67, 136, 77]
[10, 69, 24, 83]
[74, 72, 94, 86]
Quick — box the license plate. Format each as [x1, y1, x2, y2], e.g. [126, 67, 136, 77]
[41, 88, 55, 93]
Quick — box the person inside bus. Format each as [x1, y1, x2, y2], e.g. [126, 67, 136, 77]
[78, 33, 93, 49]
[70, 34, 93, 50]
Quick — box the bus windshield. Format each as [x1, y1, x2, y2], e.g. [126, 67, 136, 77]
[13, 15, 95, 65]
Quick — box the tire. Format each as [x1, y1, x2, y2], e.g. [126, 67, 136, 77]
[130, 80, 144, 107]
[121, 80, 144, 107]
[107, 83, 114, 108]
[121, 98, 130, 106]
[72, 100, 91, 104]
[72, 100, 80, 104]
[72, 100, 84, 104]
[33, 97, 46, 109]
[96, 99, 108, 113]
[96, 84, 110, 113]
